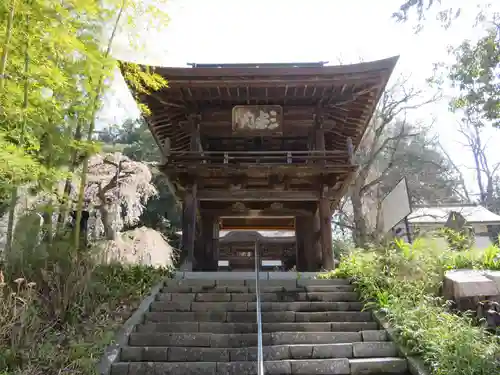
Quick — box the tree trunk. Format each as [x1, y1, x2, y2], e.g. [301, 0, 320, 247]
[350, 179, 369, 247]
[73, 1, 127, 248]
[99, 205, 117, 241]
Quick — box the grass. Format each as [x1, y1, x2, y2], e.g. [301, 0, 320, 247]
[320, 238, 500, 375]
[0, 238, 172, 375]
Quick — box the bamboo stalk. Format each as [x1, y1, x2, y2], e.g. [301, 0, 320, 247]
[0, 0, 15, 91]
[3, 0, 18, 255]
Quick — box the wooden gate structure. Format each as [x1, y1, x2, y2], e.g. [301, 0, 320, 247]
[125, 58, 398, 271]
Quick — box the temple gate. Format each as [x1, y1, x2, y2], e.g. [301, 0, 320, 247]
[127, 58, 398, 271]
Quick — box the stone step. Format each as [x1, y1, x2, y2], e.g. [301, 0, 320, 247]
[149, 299, 361, 312]
[161, 285, 356, 294]
[112, 357, 407, 374]
[144, 310, 374, 323]
[136, 321, 380, 333]
[156, 291, 360, 303]
[165, 278, 351, 291]
[128, 331, 388, 347]
[120, 342, 398, 362]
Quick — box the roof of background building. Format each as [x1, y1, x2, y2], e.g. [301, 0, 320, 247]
[408, 205, 500, 224]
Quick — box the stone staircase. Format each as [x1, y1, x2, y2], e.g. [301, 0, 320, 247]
[110, 277, 409, 374]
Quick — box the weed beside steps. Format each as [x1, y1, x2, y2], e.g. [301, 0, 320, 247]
[0, 261, 170, 375]
[320, 239, 500, 375]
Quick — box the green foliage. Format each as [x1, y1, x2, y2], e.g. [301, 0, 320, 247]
[440, 226, 475, 252]
[448, 25, 500, 128]
[120, 62, 168, 115]
[0, 243, 172, 374]
[323, 240, 500, 375]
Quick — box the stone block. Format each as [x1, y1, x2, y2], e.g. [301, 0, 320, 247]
[161, 285, 191, 293]
[264, 360, 292, 374]
[120, 346, 143, 361]
[295, 311, 371, 322]
[136, 322, 199, 333]
[110, 362, 129, 375]
[362, 330, 388, 342]
[229, 347, 256, 361]
[191, 302, 247, 312]
[268, 272, 299, 280]
[331, 322, 378, 332]
[129, 333, 211, 347]
[353, 342, 397, 357]
[349, 357, 407, 374]
[271, 331, 361, 345]
[297, 278, 350, 287]
[263, 345, 290, 361]
[263, 322, 331, 332]
[153, 362, 217, 375]
[216, 361, 257, 375]
[168, 347, 229, 362]
[195, 293, 231, 302]
[149, 301, 192, 312]
[143, 311, 227, 323]
[443, 269, 499, 299]
[312, 343, 353, 358]
[142, 347, 169, 361]
[128, 362, 155, 375]
[231, 293, 258, 302]
[252, 279, 298, 289]
[291, 358, 350, 374]
[289, 345, 314, 359]
[216, 279, 246, 286]
[485, 270, 500, 290]
[304, 292, 359, 302]
[225, 286, 249, 293]
[199, 322, 256, 334]
[166, 279, 215, 288]
[156, 293, 196, 302]
[304, 285, 355, 292]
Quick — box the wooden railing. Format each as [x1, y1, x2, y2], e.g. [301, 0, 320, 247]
[166, 150, 349, 165]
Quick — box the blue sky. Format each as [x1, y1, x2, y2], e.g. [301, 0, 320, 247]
[98, 0, 500, 196]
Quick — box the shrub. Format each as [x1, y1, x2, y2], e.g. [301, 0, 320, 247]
[324, 238, 500, 375]
[0, 234, 172, 374]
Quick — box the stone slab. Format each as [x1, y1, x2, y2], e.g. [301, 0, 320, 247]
[353, 342, 398, 357]
[182, 271, 268, 280]
[291, 358, 350, 374]
[485, 270, 500, 289]
[349, 357, 407, 374]
[444, 269, 499, 299]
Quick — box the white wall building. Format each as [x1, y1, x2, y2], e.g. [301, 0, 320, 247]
[405, 204, 500, 249]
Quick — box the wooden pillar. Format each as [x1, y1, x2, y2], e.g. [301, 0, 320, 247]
[193, 220, 204, 271]
[319, 190, 334, 270]
[213, 219, 220, 270]
[295, 216, 307, 272]
[200, 214, 218, 271]
[181, 184, 197, 271]
[312, 205, 323, 271]
[302, 216, 314, 271]
[182, 114, 202, 270]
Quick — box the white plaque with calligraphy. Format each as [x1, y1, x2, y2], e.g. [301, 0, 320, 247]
[232, 105, 283, 134]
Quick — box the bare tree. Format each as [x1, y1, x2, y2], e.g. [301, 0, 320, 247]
[455, 118, 500, 210]
[338, 76, 460, 246]
[84, 153, 157, 240]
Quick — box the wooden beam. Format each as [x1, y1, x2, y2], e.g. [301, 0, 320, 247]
[198, 189, 320, 201]
[202, 207, 314, 217]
